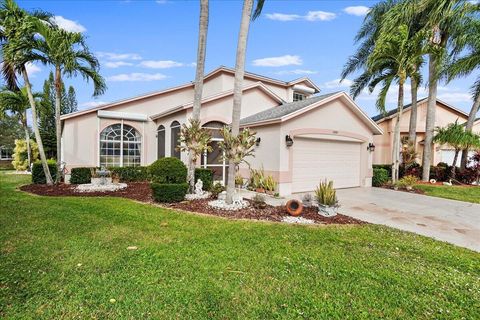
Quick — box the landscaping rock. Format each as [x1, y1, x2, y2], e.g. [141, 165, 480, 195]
[282, 216, 315, 224]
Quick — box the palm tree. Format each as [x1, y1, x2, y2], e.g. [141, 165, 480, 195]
[0, 0, 54, 184]
[413, 0, 472, 181]
[0, 87, 40, 169]
[33, 22, 106, 183]
[363, 24, 424, 182]
[187, 0, 209, 192]
[225, 0, 265, 204]
[433, 120, 480, 178]
[447, 15, 480, 170]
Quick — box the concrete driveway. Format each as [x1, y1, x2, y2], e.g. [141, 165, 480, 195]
[337, 187, 480, 252]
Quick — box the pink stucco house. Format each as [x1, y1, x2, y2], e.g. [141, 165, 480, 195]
[61, 66, 383, 196]
[372, 98, 480, 166]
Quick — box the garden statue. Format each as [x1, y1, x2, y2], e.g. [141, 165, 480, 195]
[195, 179, 204, 195]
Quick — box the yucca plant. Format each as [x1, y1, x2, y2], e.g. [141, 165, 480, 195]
[315, 179, 338, 207]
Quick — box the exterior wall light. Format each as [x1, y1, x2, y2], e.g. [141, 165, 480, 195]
[285, 135, 294, 147]
[367, 143, 376, 152]
[255, 137, 261, 146]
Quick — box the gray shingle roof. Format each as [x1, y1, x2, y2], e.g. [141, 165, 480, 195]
[240, 92, 341, 125]
[371, 97, 429, 122]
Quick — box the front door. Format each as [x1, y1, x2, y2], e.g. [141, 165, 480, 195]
[201, 139, 228, 185]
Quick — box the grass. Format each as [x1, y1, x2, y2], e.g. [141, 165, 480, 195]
[1, 173, 479, 319]
[415, 184, 480, 204]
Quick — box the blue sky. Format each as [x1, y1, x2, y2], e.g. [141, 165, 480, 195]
[19, 0, 477, 117]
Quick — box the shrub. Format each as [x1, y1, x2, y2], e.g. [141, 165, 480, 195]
[12, 139, 39, 171]
[211, 182, 225, 197]
[372, 168, 389, 187]
[194, 168, 213, 191]
[373, 164, 392, 177]
[251, 194, 267, 209]
[263, 175, 277, 192]
[149, 157, 187, 184]
[32, 160, 57, 184]
[401, 163, 422, 179]
[110, 166, 149, 182]
[430, 165, 449, 182]
[249, 167, 265, 190]
[151, 183, 188, 203]
[70, 167, 93, 184]
[396, 175, 418, 189]
[314, 179, 337, 206]
[456, 168, 477, 185]
[437, 162, 449, 168]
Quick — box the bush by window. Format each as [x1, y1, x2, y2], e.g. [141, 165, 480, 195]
[149, 157, 187, 184]
[109, 166, 150, 182]
[372, 168, 389, 187]
[194, 168, 213, 191]
[70, 167, 94, 184]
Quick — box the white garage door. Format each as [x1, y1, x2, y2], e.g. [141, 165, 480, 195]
[441, 149, 475, 167]
[292, 138, 361, 192]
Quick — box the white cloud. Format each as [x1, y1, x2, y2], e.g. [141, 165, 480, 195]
[104, 61, 134, 68]
[305, 11, 336, 21]
[80, 101, 108, 108]
[265, 11, 336, 22]
[322, 78, 353, 89]
[51, 16, 86, 33]
[97, 52, 142, 61]
[25, 63, 41, 76]
[252, 55, 302, 67]
[274, 69, 317, 75]
[139, 60, 184, 69]
[107, 73, 167, 82]
[437, 92, 473, 103]
[265, 13, 301, 21]
[343, 6, 370, 16]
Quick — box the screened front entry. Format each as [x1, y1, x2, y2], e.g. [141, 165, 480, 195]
[100, 123, 141, 167]
[201, 121, 228, 185]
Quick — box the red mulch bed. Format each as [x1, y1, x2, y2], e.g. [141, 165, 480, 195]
[20, 183, 364, 225]
[167, 199, 365, 225]
[20, 182, 153, 203]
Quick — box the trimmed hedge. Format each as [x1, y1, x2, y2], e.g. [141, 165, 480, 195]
[110, 166, 149, 182]
[151, 183, 188, 202]
[194, 168, 213, 191]
[372, 168, 389, 187]
[32, 160, 57, 184]
[373, 164, 392, 177]
[149, 157, 187, 184]
[70, 167, 93, 184]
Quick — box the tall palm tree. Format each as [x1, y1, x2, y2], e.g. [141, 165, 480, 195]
[433, 120, 480, 178]
[362, 24, 424, 182]
[0, 0, 54, 184]
[225, 0, 265, 204]
[0, 87, 40, 169]
[33, 22, 106, 183]
[187, 0, 209, 192]
[447, 15, 480, 170]
[413, 0, 472, 181]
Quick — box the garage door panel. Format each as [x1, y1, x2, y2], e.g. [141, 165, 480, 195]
[292, 138, 361, 192]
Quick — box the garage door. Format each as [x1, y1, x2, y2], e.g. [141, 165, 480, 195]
[441, 149, 475, 167]
[292, 138, 361, 192]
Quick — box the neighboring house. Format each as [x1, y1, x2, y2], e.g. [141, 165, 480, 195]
[0, 145, 13, 169]
[372, 98, 477, 166]
[61, 66, 382, 195]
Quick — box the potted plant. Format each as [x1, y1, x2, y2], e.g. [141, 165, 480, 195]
[249, 168, 265, 193]
[315, 179, 338, 217]
[264, 175, 277, 195]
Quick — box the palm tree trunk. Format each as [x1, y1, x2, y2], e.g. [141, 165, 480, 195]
[392, 81, 405, 183]
[408, 76, 418, 146]
[188, 0, 209, 192]
[226, 0, 254, 204]
[22, 66, 53, 185]
[451, 149, 459, 179]
[23, 120, 31, 170]
[422, 54, 438, 181]
[54, 65, 62, 183]
[460, 94, 480, 170]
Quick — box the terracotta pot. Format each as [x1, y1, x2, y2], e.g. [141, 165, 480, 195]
[256, 188, 265, 193]
[286, 199, 303, 216]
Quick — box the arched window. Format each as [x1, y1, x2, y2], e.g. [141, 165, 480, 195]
[100, 123, 141, 167]
[157, 125, 165, 159]
[170, 121, 181, 159]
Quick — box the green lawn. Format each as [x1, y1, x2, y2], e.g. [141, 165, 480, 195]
[1, 173, 479, 319]
[415, 184, 480, 204]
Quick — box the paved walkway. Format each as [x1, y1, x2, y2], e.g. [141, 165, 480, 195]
[239, 188, 480, 252]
